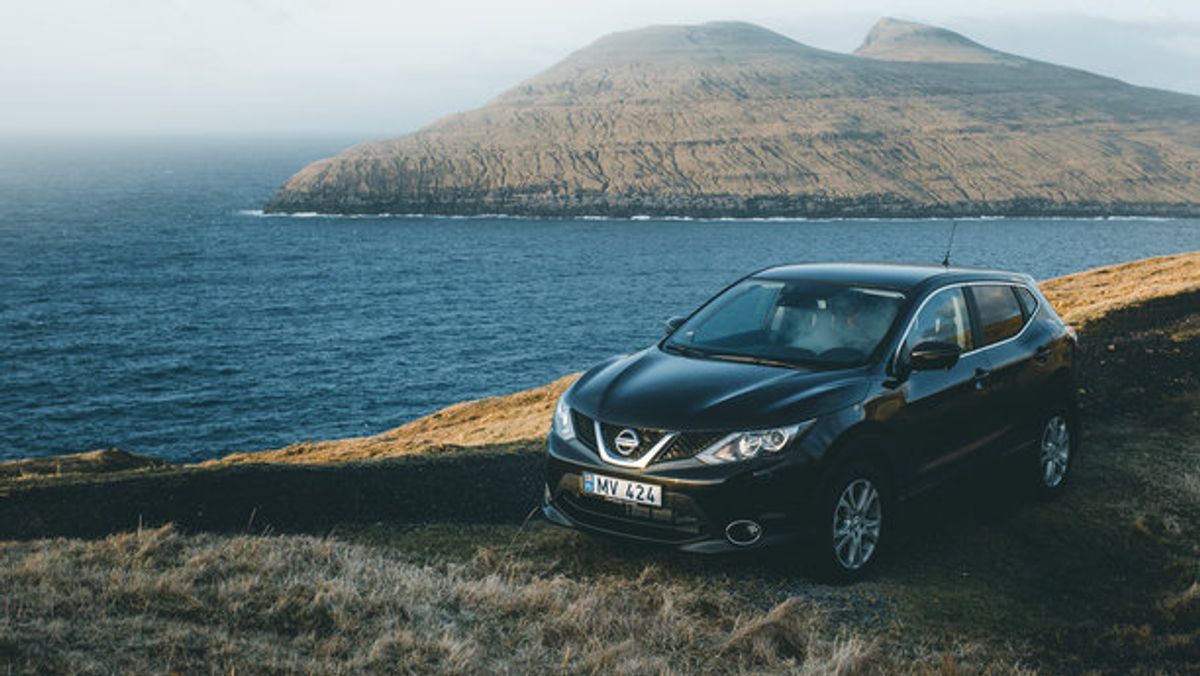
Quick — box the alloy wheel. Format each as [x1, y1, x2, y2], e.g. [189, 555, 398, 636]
[831, 478, 882, 571]
[1040, 415, 1071, 488]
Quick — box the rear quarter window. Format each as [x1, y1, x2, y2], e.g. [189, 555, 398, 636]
[971, 284, 1026, 346]
[1014, 286, 1039, 318]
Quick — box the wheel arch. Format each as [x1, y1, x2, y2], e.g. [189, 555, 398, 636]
[814, 422, 903, 499]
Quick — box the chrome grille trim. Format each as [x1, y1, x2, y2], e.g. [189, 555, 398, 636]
[594, 420, 678, 469]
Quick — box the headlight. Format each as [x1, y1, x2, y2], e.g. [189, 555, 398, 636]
[696, 421, 814, 464]
[553, 395, 575, 441]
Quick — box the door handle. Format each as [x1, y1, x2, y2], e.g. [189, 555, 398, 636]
[973, 367, 991, 390]
[1034, 345, 1052, 364]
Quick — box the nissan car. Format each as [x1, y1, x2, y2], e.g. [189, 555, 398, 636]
[542, 263, 1079, 581]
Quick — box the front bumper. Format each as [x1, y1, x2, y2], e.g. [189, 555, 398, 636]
[542, 432, 817, 553]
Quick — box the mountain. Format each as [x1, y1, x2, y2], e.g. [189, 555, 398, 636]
[854, 17, 1024, 65]
[265, 19, 1200, 218]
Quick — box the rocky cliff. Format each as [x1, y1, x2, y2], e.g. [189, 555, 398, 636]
[265, 19, 1200, 217]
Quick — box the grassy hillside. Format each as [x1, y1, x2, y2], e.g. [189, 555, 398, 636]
[1, 252, 1198, 673]
[265, 20, 1200, 217]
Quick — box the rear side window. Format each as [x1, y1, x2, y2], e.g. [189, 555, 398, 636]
[972, 285, 1025, 346]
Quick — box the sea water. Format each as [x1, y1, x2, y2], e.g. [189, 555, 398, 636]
[2, 135, 1197, 461]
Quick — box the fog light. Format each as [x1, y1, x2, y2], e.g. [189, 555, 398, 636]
[725, 520, 762, 546]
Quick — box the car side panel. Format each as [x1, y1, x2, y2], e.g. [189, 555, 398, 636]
[884, 349, 996, 494]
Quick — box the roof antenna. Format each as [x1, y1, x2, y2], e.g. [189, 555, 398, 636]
[940, 220, 958, 267]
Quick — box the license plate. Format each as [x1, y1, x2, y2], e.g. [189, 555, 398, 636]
[582, 471, 662, 507]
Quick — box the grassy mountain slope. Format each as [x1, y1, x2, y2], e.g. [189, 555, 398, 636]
[265, 20, 1200, 217]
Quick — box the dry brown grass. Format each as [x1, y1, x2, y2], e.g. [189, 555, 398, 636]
[1039, 251, 1200, 327]
[213, 373, 579, 466]
[206, 251, 1200, 466]
[0, 449, 165, 481]
[0, 525, 990, 675]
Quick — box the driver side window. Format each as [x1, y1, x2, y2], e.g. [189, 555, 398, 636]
[903, 287, 974, 358]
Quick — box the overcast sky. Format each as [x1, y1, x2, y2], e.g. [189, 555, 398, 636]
[3, 1, 1198, 136]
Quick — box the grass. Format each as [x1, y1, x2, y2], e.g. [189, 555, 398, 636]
[0, 449, 165, 482]
[212, 375, 578, 466]
[0, 524, 983, 675]
[2, 400, 1193, 673]
[875, 401, 1200, 672]
[1040, 251, 1200, 328]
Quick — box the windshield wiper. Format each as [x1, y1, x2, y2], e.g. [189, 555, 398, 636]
[704, 352, 803, 369]
[663, 343, 710, 359]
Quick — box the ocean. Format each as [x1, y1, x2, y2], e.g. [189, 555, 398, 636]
[1, 136, 1197, 461]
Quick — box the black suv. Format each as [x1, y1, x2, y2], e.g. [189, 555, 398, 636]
[542, 263, 1078, 580]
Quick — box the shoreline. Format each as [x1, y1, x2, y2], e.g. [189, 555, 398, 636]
[240, 208, 1196, 222]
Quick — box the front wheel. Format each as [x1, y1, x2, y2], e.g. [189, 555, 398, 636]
[810, 461, 889, 583]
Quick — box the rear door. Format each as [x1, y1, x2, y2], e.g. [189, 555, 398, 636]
[965, 284, 1043, 454]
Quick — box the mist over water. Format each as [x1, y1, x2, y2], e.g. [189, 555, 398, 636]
[1, 137, 1198, 461]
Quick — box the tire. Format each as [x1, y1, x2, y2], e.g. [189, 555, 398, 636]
[809, 459, 891, 583]
[1033, 408, 1077, 495]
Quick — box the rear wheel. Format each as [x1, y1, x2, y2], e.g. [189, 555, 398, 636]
[1034, 411, 1075, 494]
[810, 460, 889, 583]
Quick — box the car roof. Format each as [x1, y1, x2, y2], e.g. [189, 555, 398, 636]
[752, 262, 1030, 291]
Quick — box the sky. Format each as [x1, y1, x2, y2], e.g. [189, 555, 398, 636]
[3, 0, 1199, 137]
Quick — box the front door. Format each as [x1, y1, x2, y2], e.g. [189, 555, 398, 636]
[890, 286, 995, 491]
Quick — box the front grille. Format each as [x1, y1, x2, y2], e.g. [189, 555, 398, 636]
[598, 422, 668, 462]
[567, 408, 723, 464]
[657, 431, 725, 463]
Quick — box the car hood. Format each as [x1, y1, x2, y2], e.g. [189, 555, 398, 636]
[568, 347, 871, 431]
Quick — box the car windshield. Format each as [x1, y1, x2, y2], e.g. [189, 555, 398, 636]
[664, 278, 907, 368]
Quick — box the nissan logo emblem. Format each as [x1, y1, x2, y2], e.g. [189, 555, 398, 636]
[614, 428, 640, 456]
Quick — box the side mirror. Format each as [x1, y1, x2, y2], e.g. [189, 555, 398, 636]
[664, 316, 687, 335]
[909, 341, 961, 371]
